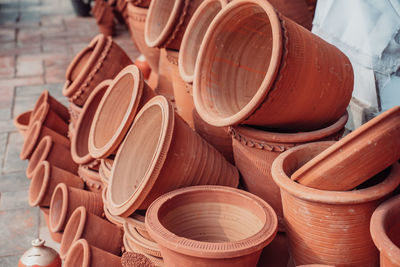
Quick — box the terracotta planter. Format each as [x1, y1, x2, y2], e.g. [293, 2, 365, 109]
[155, 48, 174, 101]
[40, 207, 63, 243]
[49, 183, 103, 232]
[69, 102, 82, 130]
[63, 34, 132, 106]
[64, 239, 122, 267]
[78, 164, 103, 194]
[370, 195, 400, 267]
[108, 95, 239, 216]
[29, 161, 84, 207]
[99, 158, 113, 185]
[292, 106, 400, 191]
[29, 103, 69, 137]
[271, 141, 400, 266]
[31, 90, 70, 124]
[123, 234, 164, 266]
[102, 186, 124, 228]
[92, 0, 116, 37]
[231, 113, 347, 230]
[60, 206, 123, 259]
[14, 110, 32, 138]
[193, 0, 353, 130]
[124, 222, 161, 257]
[88, 65, 156, 159]
[127, 0, 151, 8]
[145, 185, 278, 267]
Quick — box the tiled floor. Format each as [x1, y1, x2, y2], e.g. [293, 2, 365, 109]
[0, 0, 138, 264]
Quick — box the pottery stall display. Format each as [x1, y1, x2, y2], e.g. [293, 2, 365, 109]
[92, 0, 116, 37]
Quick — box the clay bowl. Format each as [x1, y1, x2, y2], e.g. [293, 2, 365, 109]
[14, 110, 32, 138]
[291, 106, 400, 191]
[145, 185, 278, 267]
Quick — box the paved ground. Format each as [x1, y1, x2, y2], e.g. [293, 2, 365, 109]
[0, 0, 138, 264]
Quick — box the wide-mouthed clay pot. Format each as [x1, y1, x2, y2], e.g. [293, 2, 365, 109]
[63, 34, 132, 106]
[14, 110, 32, 138]
[123, 234, 164, 266]
[156, 48, 174, 101]
[370, 195, 400, 267]
[92, 0, 115, 37]
[78, 164, 103, 194]
[88, 65, 156, 159]
[40, 207, 63, 243]
[291, 106, 400, 191]
[69, 102, 82, 130]
[271, 141, 400, 266]
[29, 102, 69, 137]
[193, 0, 353, 130]
[231, 113, 347, 230]
[145, 185, 278, 267]
[108, 95, 239, 216]
[124, 222, 160, 257]
[30, 90, 70, 124]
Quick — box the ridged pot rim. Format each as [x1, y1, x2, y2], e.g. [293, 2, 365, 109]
[123, 221, 161, 257]
[60, 206, 87, 259]
[49, 183, 69, 233]
[71, 79, 112, 164]
[193, 0, 282, 127]
[108, 95, 175, 216]
[145, 185, 278, 258]
[271, 141, 400, 204]
[88, 65, 144, 159]
[26, 135, 53, 178]
[102, 186, 124, 227]
[65, 239, 90, 267]
[78, 165, 102, 191]
[370, 195, 400, 265]
[28, 160, 51, 207]
[14, 110, 32, 130]
[20, 119, 45, 160]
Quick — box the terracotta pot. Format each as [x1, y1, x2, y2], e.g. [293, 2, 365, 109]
[29, 103, 69, 137]
[63, 34, 132, 106]
[145, 185, 278, 267]
[127, 0, 151, 8]
[99, 158, 113, 185]
[14, 110, 32, 138]
[124, 222, 161, 257]
[18, 238, 61, 267]
[25, 135, 76, 178]
[92, 0, 116, 37]
[78, 165, 103, 194]
[107, 95, 239, 216]
[292, 106, 400, 191]
[71, 80, 111, 165]
[123, 210, 153, 241]
[49, 183, 103, 232]
[64, 239, 122, 267]
[271, 141, 400, 266]
[29, 161, 84, 207]
[370, 195, 400, 267]
[155, 48, 174, 101]
[30, 90, 70, 124]
[88, 65, 156, 159]
[68, 102, 82, 130]
[121, 252, 156, 267]
[60, 206, 123, 259]
[193, 0, 353, 130]
[231, 113, 347, 231]
[102, 186, 124, 228]
[123, 234, 164, 266]
[40, 207, 63, 243]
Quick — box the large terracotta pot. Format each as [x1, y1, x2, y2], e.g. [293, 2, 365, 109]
[370, 195, 400, 267]
[193, 0, 353, 130]
[30, 90, 70, 124]
[156, 48, 174, 101]
[78, 164, 103, 194]
[14, 110, 32, 139]
[88, 65, 156, 159]
[63, 34, 132, 106]
[271, 141, 400, 266]
[40, 207, 63, 243]
[107, 95, 239, 216]
[145, 185, 278, 267]
[231, 113, 348, 230]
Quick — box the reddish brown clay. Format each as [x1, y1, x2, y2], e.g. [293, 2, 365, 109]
[127, 0, 151, 8]
[292, 106, 400, 190]
[14, 110, 32, 138]
[231, 113, 347, 230]
[108, 95, 239, 216]
[135, 55, 152, 80]
[78, 165, 103, 194]
[49, 183, 103, 232]
[102, 186, 124, 228]
[18, 238, 61, 267]
[370, 195, 400, 267]
[40, 207, 63, 243]
[268, 0, 313, 30]
[271, 141, 400, 266]
[121, 252, 155, 267]
[124, 222, 161, 257]
[68, 102, 82, 130]
[124, 211, 153, 241]
[63, 34, 132, 106]
[92, 0, 115, 36]
[30, 90, 70, 124]
[29, 103, 69, 136]
[193, 0, 353, 130]
[123, 235, 164, 266]
[256, 232, 290, 267]
[145, 185, 278, 267]
[155, 48, 174, 101]
[99, 158, 113, 185]
[64, 239, 122, 267]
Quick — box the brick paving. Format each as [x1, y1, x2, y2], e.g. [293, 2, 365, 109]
[0, 0, 139, 264]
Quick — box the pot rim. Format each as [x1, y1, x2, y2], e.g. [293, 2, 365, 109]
[78, 164, 102, 189]
[14, 110, 32, 130]
[102, 186, 125, 227]
[145, 185, 278, 258]
[193, 0, 282, 127]
[271, 141, 400, 204]
[30, 90, 49, 124]
[65, 239, 90, 267]
[123, 222, 161, 257]
[123, 211, 146, 230]
[60, 206, 87, 259]
[49, 183, 69, 233]
[26, 135, 53, 178]
[20, 108, 48, 160]
[29, 160, 51, 207]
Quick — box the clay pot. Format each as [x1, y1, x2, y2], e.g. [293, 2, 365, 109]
[69, 102, 82, 130]
[60, 206, 123, 259]
[124, 222, 161, 257]
[99, 158, 113, 185]
[127, 0, 151, 8]
[193, 0, 353, 130]
[292, 106, 400, 191]
[108, 95, 239, 216]
[92, 0, 116, 37]
[64, 239, 122, 267]
[231, 112, 347, 230]
[40, 207, 63, 243]
[145, 185, 278, 267]
[14, 110, 32, 138]
[30, 90, 70, 124]
[49, 183, 103, 232]
[370, 195, 400, 267]
[123, 234, 164, 266]
[71, 80, 111, 165]
[88, 65, 156, 159]
[29, 103, 69, 137]
[78, 165, 103, 194]
[63, 34, 132, 106]
[18, 238, 61, 267]
[25, 135, 76, 178]
[29, 161, 84, 207]
[271, 141, 400, 266]
[102, 186, 124, 228]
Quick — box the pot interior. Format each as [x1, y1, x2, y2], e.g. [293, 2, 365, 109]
[61, 208, 84, 257]
[146, 0, 177, 45]
[29, 162, 46, 204]
[65, 241, 86, 267]
[70, 46, 93, 82]
[50, 186, 64, 229]
[385, 207, 400, 248]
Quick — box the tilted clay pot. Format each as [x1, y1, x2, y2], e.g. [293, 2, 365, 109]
[78, 165, 103, 194]
[14, 110, 32, 138]
[64, 239, 122, 267]
[68, 102, 82, 130]
[102, 186, 124, 228]
[231, 113, 348, 231]
[29, 102, 69, 137]
[99, 158, 113, 185]
[156, 48, 174, 101]
[60, 206, 123, 259]
[108, 95, 239, 216]
[71, 80, 111, 165]
[49, 183, 103, 233]
[193, 0, 353, 130]
[292, 106, 400, 191]
[145, 185, 278, 267]
[271, 141, 400, 266]
[123, 222, 161, 257]
[370, 195, 400, 267]
[127, 0, 151, 8]
[30, 90, 70, 124]
[29, 161, 84, 207]
[88, 65, 156, 159]
[63, 34, 132, 106]
[124, 210, 153, 241]
[145, 0, 204, 50]
[92, 0, 115, 37]
[123, 234, 164, 267]
[40, 207, 63, 243]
